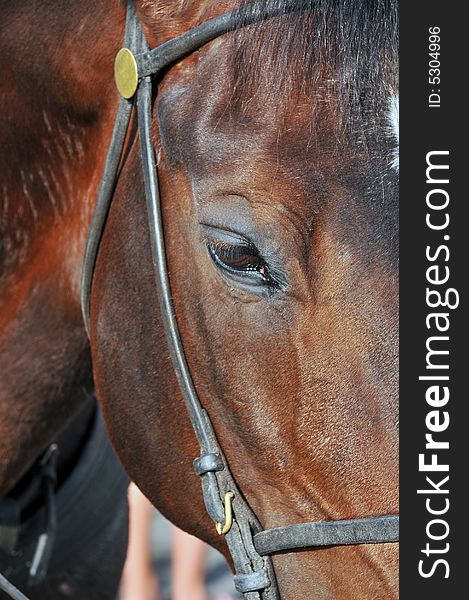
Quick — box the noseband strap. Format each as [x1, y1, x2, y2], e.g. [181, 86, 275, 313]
[253, 515, 399, 556]
[79, 2, 399, 600]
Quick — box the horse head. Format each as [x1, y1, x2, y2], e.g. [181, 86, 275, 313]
[90, 1, 399, 597]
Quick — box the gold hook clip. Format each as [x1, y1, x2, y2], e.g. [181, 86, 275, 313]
[216, 492, 235, 535]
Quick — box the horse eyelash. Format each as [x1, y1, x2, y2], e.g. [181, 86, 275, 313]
[209, 239, 258, 262]
[205, 239, 281, 288]
[206, 239, 260, 269]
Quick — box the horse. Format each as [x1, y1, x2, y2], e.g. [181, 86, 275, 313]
[1, 0, 399, 598]
[0, 2, 129, 597]
[86, 1, 399, 598]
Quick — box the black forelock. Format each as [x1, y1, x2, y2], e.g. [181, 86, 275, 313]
[228, 0, 398, 122]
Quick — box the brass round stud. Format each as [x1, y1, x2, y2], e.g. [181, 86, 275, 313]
[114, 48, 139, 99]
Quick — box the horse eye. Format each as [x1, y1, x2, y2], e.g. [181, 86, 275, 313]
[206, 240, 278, 288]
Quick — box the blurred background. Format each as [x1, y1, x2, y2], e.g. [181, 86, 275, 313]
[151, 514, 239, 600]
[119, 484, 240, 600]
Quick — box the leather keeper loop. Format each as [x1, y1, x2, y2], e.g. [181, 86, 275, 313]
[193, 453, 224, 476]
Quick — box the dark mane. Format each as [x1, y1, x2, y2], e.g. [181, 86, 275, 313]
[229, 0, 398, 122]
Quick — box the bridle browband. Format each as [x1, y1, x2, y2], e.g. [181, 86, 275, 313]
[76, 2, 398, 599]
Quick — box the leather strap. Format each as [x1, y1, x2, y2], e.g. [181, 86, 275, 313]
[254, 515, 399, 556]
[0, 575, 28, 600]
[137, 66, 280, 599]
[193, 453, 224, 476]
[234, 568, 271, 594]
[136, 1, 299, 79]
[81, 0, 139, 335]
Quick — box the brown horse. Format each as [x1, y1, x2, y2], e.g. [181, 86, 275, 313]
[0, 1, 128, 597]
[1, 0, 398, 598]
[88, 1, 399, 598]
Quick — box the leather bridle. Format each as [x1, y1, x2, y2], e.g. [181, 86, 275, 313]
[1, 2, 401, 600]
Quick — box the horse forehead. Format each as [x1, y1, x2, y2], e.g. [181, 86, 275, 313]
[158, 51, 394, 167]
[156, 56, 397, 246]
[158, 122, 396, 266]
[157, 80, 380, 199]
